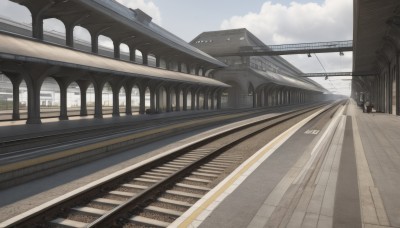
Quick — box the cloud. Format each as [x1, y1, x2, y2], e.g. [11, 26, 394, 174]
[221, 0, 352, 44]
[116, 0, 162, 25]
[220, 0, 353, 96]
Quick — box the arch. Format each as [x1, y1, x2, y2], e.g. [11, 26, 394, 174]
[19, 79, 28, 119]
[148, 53, 157, 67]
[40, 77, 60, 118]
[43, 18, 66, 44]
[187, 91, 192, 109]
[1, 2, 31, 30]
[198, 91, 205, 110]
[119, 43, 130, 61]
[207, 91, 212, 109]
[160, 58, 167, 69]
[131, 85, 140, 114]
[135, 50, 143, 64]
[66, 81, 81, 117]
[170, 88, 176, 111]
[145, 87, 151, 110]
[86, 83, 95, 115]
[73, 26, 91, 52]
[157, 86, 167, 112]
[98, 35, 114, 58]
[102, 82, 113, 115]
[179, 90, 183, 111]
[119, 86, 126, 114]
[0, 74, 13, 120]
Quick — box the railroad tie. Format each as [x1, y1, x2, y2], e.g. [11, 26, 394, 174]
[50, 218, 88, 228]
[130, 215, 170, 228]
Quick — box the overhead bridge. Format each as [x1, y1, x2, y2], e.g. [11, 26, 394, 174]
[216, 40, 353, 56]
[300, 72, 377, 77]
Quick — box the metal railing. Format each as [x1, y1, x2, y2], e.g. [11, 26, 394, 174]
[300, 72, 377, 77]
[216, 40, 353, 56]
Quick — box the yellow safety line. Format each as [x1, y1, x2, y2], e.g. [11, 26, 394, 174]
[178, 108, 324, 227]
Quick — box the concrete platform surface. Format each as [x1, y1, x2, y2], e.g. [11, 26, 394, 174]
[174, 100, 400, 228]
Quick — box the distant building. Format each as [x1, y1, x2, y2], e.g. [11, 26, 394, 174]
[191, 28, 327, 108]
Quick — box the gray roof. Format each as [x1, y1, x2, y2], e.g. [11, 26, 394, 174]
[0, 32, 229, 87]
[250, 68, 327, 92]
[76, 0, 227, 67]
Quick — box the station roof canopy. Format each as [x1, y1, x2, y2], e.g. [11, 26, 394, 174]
[0, 32, 229, 87]
[353, 0, 400, 73]
[10, 0, 226, 69]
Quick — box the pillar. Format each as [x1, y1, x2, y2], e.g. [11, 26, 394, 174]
[112, 85, 120, 117]
[59, 83, 68, 120]
[125, 86, 132, 116]
[204, 92, 209, 110]
[11, 77, 22, 120]
[166, 89, 171, 112]
[79, 83, 89, 116]
[178, 63, 182, 72]
[191, 90, 196, 110]
[113, 40, 120, 59]
[32, 13, 44, 40]
[210, 92, 215, 110]
[66, 24, 74, 48]
[196, 92, 200, 110]
[91, 33, 99, 54]
[175, 90, 181, 111]
[94, 82, 103, 119]
[142, 52, 148, 65]
[150, 87, 156, 113]
[183, 90, 188, 111]
[129, 46, 136, 62]
[156, 56, 161, 68]
[139, 86, 145, 114]
[217, 92, 222, 110]
[26, 79, 42, 124]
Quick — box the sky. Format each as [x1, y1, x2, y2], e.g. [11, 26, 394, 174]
[0, 0, 353, 96]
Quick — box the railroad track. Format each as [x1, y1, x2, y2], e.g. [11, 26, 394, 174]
[0, 105, 304, 154]
[0, 101, 342, 228]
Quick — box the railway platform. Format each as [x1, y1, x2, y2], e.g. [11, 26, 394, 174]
[0, 110, 219, 141]
[172, 100, 400, 228]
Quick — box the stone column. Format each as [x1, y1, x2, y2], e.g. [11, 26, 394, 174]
[175, 90, 181, 111]
[211, 92, 215, 110]
[142, 52, 148, 65]
[94, 83, 103, 119]
[79, 84, 88, 116]
[91, 34, 99, 54]
[150, 87, 156, 113]
[156, 56, 161, 68]
[129, 46, 136, 62]
[191, 90, 196, 110]
[65, 24, 74, 48]
[26, 79, 42, 124]
[11, 77, 22, 120]
[196, 92, 200, 110]
[112, 86, 120, 117]
[204, 92, 209, 110]
[183, 90, 188, 111]
[113, 40, 120, 59]
[217, 92, 222, 110]
[125, 86, 132, 116]
[32, 13, 44, 40]
[59, 83, 68, 120]
[166, 89, 171, 112]
[139, 87, 146, 114]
